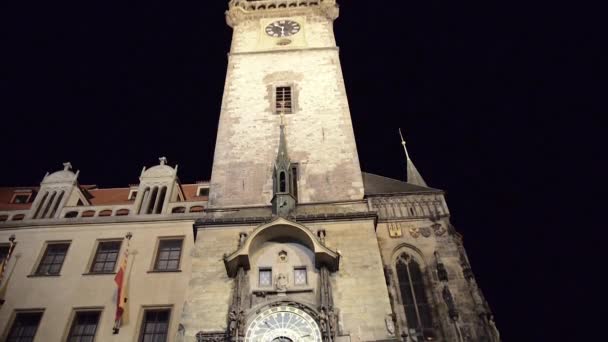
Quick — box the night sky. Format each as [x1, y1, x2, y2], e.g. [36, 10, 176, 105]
[1, 1, 602, 340]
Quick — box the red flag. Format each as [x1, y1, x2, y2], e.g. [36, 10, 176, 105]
[113, 241, 129, 333]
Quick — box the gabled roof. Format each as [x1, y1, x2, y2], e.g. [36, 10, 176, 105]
[362, 172, 442, 196]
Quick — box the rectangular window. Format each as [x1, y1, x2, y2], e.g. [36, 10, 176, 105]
[90, 241, 122, 273]
[139, 309, 170, 342]
[11, 194, 31, 204]
[67, 311, 101, 342]
[0, 245, 9, 264]
[275, 86, 293, 114]
[294, 267, 307, 285]
[35, 243, 70, 275]
[6, 311, 43, 342]
[196, 186, 209, 197]
[290, 164, 299, 201]
[154, 239, 183, 271]
[259, 268, 272, 287]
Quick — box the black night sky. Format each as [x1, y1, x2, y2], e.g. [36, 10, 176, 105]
[1, 1, 603, 340]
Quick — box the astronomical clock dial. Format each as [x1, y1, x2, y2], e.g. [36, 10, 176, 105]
[265, 20, 301, 37]
[245, 305, 322, 342]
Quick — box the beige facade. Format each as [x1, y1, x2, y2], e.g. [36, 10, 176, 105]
[0, 1, 499, 342]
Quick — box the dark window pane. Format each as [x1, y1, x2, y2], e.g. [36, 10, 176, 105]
[7, 312, 43, 342]
[90, 241, 122, 273]
[36, 243, 69, 275]
[396, 254, 434, 332]
[140, 309, 170, 342]
[154, 239, 182, 271]
[67, 311, 100, 342]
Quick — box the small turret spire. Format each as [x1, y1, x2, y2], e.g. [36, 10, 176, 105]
[399, 128, 428, 187]
[272, 115, 296, 217]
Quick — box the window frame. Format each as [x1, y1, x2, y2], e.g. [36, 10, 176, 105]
[10, 192, 32, 204]
[0, 243, 10, 264]
[258, 267, 273, 287]
[392, 251, 436, 340]
[137, 307, 172, 342]
[33, 241, 70, 276]
[3, 309, 44, 342]
[152, 237, 184, 272]
[128, 189, 138, 201]
[88, 240, 122, 274]
[293, 266, 308, 286]
[65, 309, 102, 342]
[196, 186, 209, 197]
[273, 84, 296, 115]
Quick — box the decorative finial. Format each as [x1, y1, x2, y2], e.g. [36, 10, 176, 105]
[126, 232, 133, 240]
[9, 234, 16, 242]
[279, 112, 286, 127]
[159, 157, 167, 165]
[398, 128, 410, 160]
[63, 162, 73, 171]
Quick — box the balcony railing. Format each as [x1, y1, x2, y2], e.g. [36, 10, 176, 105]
[230, 0, 328, 12]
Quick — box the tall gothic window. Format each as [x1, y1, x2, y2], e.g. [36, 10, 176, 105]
[396, 253, 435, 339]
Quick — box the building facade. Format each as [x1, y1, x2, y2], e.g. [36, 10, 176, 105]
[0, 1, 499, 342]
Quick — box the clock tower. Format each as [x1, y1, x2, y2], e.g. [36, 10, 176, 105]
[179, 2, 500, 342]
[209, 0, 364, 208]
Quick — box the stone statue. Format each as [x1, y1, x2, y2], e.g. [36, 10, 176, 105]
[275, 273, 289, 291]
[228, 310, 238, 336]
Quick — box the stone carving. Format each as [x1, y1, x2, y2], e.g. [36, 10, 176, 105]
[227, 267, 247, 340]
[432, 223, 446, 236]
[275, 273, 289, 291]
[409, 227, 420, 238]
[238, 232, 248, 247]
[442, 285, 459, 320]
[388, 222, 403, 238]
[278, 250, 288, 263]
[195, 331, 226, 342]
[434, 251, 449, 282]
[317, 229, 327, 244]
[385, 314, 396, 336]
[420, 227, 432, 238]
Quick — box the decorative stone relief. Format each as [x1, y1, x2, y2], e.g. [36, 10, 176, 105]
[432, 223, 447, 236]
[388, 222, 403, 238]
[195, 332, 226, 342]
[385, 314, 396, 336]
[275, 272, 289, 291]
[420, 227, 432, 238]
[409, 226, 420, 238]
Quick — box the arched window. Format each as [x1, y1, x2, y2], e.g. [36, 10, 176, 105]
[155, 186, 167, 214]
[146, 187, 158, 214]
[33, 192, 48, 219]
[49, 191, 65, 218]
[41, 192, 57, 219]
[279, 171, 286, 193]
[396, 253, 434, 339]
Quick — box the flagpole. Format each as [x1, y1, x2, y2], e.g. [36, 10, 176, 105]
[113, 232, 132, 334]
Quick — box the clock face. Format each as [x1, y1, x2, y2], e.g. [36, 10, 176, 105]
[265, 20, 301, 38]
[245, 305, 322, 342]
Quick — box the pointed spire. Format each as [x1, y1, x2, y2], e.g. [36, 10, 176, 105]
[275, 114, 290, 169]
[399, 128, 428, 187]
[272, 114, 296, 217]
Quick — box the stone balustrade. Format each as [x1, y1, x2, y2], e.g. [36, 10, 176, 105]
[230, 0, 329, 12]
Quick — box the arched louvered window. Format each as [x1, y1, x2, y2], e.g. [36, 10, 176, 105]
[41, 192, 57, 219]
[146, 187, 158, 214]
[49, 191, 65, 218]
[138, 187, 150, 214]
[155, 186, 167, 214]
[33, 192, 49, 219]
[396, 253, 435, 339]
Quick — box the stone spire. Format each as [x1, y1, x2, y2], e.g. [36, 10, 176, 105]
[271, 114, 296, 217]
[399, 128, 428, 187]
